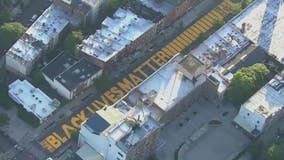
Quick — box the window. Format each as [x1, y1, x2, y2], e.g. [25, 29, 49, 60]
[247, 113, 250, 116]
[117, 158, 121, 160]
[257, 121, 260, 124]
[118, 152, 123, 157]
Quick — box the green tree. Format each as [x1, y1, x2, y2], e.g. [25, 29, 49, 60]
[0, 12, 13, 25]
[213, 19, 225, 29]
[0, 85, 12, 110]
[108, 0, 128, 11]
[17, 107, 40, 128]
[63, 31, 83, 53]
[0, 22, 26, 48]
[249, 140, 265, 159]
[225, 63, 269, 107]
[231, 3, 242, 15]
[70, 129, 79, 142]
[0, 113, 9, 126]
[32, 71, 45, 86]
[264, 140, 284, 160]
[196, 32, 208, 43]
[241, 0, 252, 9]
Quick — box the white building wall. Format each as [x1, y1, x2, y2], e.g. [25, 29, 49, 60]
[79, 125, 109, 157]
[42, 74, 57, 89]
[105, 140, 126, 160]
[79, 124, 126, 160]
[5, 55, 30, 75]
[53, 79, 72, 100]
[237, 106, 266, 132]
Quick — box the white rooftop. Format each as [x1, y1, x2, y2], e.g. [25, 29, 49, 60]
[8, 79, 57, 123]
[242, 75, 284, 117]
[232, 0, 284, 64]
[80, 8, 154, 62]
[138, 55, 206, 112]
[7, 39, 41, 62]
[191, 24, 249, 67]
[234, 75, 284, 133]
[26, 4, 71, 46]
[84, 55, 208, 151]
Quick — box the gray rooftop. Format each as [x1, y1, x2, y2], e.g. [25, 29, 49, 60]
[179, 54, 205, 75]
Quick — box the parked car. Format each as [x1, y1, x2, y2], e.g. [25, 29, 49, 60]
[29, 14, 38, 22]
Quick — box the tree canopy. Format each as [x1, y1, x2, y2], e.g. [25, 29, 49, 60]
[108, 0, 128, 11]
[241, 0, 252, 9]
[0, 22, 25, 48]
[63, 31, 83, 53]
[231, 3, 242, 15]
[0, 12, 13, 26]
[225, 63, 269, 107]
[249, 138, 284, 160]
[0, 84, 12, 110]
[0, 113, 9, 126]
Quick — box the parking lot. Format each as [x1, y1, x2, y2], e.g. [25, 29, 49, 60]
[156, 99, 251, 160]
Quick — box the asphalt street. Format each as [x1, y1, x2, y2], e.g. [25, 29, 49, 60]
[33, 0, 225, 159]
[1, 0, 226, 159]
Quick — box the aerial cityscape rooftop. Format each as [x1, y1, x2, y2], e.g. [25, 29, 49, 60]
[232, 0, 284, 64]
[79, 8, 154, 62]
[8, 79, 59, 123]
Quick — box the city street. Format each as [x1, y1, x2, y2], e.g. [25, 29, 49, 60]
[1, 0, 228, 159]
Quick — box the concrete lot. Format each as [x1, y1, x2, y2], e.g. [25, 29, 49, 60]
[181, 121, 250, 160]
[156, 99, 251, 160]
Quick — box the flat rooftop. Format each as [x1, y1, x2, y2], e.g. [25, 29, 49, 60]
[6, 39, 42, 63]
[83, 55, 207, 151]
[42, 53, 78, 80]
[234, 74, 284, 132]
[8, 79, 57, 122]
[26, 4, 75, 46]
[79, 8, 154, 62]
[191, 24, 249, 67]
[243, 75, 284, 117]
[138, 55, 206, 112]
[232, 0, 284, 64]
[55, 58, 102, 91]
[178, 54, 205, 75]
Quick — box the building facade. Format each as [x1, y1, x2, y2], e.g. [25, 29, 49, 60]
[42, 56, 102, 100]
[5, 4, 73, 75]
[234, 75, 284, 137]
[53, 0, 106, 26]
